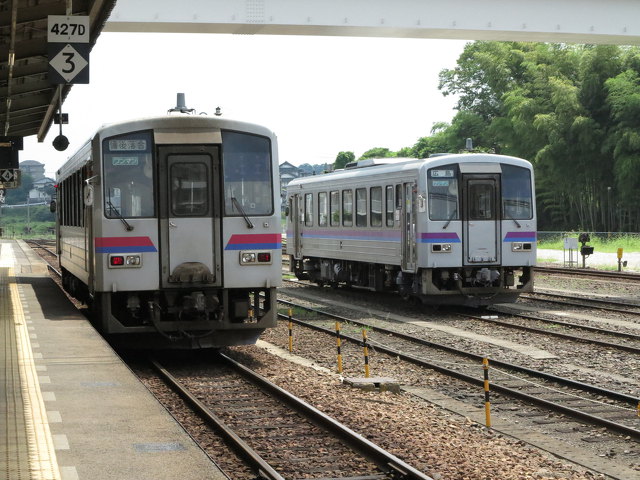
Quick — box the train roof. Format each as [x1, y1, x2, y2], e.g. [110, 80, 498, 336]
[287, 153, 532, 188]
[95, 114, 277, 139]
[56, 114, 277, 180]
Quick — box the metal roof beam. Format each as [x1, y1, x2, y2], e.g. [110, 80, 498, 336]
[105, 0, 640, 45]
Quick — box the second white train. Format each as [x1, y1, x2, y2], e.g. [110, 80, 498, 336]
[285, 153, 536, 307]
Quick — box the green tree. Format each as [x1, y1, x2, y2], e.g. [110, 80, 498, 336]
[358, 147, 395, 160]
[605, 67, 640, 230]
[334, 151, 355, 170]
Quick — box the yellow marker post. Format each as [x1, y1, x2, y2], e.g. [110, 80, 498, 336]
[483, 357, 492, 428]
[362, 330, 370, 378]
[288, 308, 293, 353]
[618, 248, 624, 272]
[336, 322, 343, 373]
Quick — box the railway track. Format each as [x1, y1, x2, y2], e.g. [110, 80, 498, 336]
[523, 290, 640, 314]
[535, 265, 640, 281]
[24, 239, 61, 275]
[150, 353, 432, 480]
[276, 293, 640, 440]
[469, 308, 640, 354]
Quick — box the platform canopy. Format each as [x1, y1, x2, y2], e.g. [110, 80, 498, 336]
[0, 0, 116, 141]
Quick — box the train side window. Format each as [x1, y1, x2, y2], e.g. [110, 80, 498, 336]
[501, 164, 532, 220]
[342, 190, 353, 226]
[304, 193, 313, 226]
[356, 188, 367, 227]
[330, 190, 340, 226]
[318, 192, 328, 227]
[386, 186, 394, 227]
[370, 186, 382, 227]
[469, 182, 495, 220]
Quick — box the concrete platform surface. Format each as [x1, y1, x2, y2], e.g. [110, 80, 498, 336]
[1, 239, 228, 480]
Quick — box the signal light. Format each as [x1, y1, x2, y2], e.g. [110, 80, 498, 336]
[110, 255, 125, 266]
[257, 252, 271, 262]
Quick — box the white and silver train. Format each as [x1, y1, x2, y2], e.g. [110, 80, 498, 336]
[285, 154, 536, 306]
[53, 113, 282, 348]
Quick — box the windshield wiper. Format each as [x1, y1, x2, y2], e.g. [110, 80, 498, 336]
[443, 208, 457, 230]
[231, 196, 254, 229]
[503, 210, 522, 228]
[107, 191, 133, 231]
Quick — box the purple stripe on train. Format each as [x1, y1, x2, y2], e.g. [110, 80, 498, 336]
[301, 229, 401, 242]
[420, 232, 461, 243]
[503, 231, 537, 242]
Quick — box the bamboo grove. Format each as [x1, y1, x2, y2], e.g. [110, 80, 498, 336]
[349, 43, 640, 232]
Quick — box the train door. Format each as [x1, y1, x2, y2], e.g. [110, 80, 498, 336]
[158, 145, 221, 287]
[401, 182, 417, 271]
[288, 194, 302, 259]
[462, 173, 500, 265]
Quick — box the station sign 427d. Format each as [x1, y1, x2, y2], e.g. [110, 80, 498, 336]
[48, 16, 89, 43]
[48, 15, 90, 84]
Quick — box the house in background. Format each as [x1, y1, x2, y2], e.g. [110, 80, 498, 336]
[19, 160, 55, 202]
[19, 160, 45, 181]
[30, 177, 56, 202]
[279, 161, 300, 188]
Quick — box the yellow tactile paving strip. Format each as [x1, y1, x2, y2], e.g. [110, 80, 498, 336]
[1, 241, 60, 480]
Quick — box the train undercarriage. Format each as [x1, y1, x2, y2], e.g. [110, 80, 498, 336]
[61, 268, 276, 348]
[291, 255, 533, 307]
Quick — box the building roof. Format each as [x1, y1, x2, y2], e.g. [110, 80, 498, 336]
[279, 161, 298, 169]
[33, 177, 55, 184]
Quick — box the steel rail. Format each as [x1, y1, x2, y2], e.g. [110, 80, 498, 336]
[525, 290, 640, 312]
[277, 299, 640, 439]
[467, 311, 640, 354]
[277, 299, 638, 404]
[150, 358, 286, 480]
[535, 266, 640, 281]
[220, 353, 434, 480]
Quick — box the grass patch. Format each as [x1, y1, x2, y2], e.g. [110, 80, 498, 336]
[538, 234, 640, 254]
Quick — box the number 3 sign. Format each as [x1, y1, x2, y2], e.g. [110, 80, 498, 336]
[47, 16, 90, 85]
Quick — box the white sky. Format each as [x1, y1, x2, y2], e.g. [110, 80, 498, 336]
[23, 33, 468, 178]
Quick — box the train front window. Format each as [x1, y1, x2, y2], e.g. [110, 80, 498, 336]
[501, 164, 533, 220]
[468, 182, 495, 220]
[428, 165, 459, 221]
[170, 161, 209, 216]
[222, 131, 273, 216]
[103, 131, 155, 218]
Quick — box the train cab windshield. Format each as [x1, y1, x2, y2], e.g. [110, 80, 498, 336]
[427, 162, 533, 222]
[222, 131, 273, 216]
[428, 164, 459, 221]
[501, 164, 533, 219]
[102, 131, 155, 218]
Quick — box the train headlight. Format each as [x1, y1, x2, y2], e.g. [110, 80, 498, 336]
[511, 242, 532, 252]
[240, 251, 273, 265]
[108, 254, 142, 268]
[431, 243, 452, 253]
[241, 252, 256, 264]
